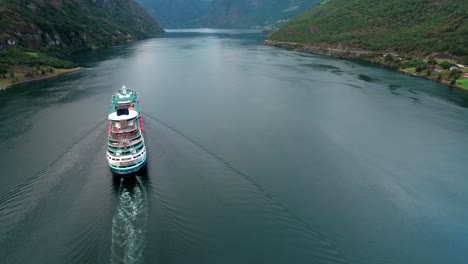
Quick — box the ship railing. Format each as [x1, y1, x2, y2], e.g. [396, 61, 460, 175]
[111, 125, 137, 134]
[110, 130, 139, 140]
[108, 137, 142, 147]
[108, 141, 144, 153]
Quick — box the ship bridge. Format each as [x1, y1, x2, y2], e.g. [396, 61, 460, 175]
[108, 110, 138, 121]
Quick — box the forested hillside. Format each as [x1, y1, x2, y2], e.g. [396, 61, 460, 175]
[0, 0, 163, 53]
[270, 0, 468, 56]
[0, 0, 163, 87]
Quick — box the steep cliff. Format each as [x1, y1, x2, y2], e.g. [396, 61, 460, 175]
[0, 0, 163, 87]
[0, 0, 164, 53]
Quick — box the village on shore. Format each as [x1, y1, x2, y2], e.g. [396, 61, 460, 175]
[396, 54, 468, 91]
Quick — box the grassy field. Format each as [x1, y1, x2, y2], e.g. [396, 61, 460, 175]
[456, 78, 468, 90]
[0, 67, 80, 89]
[0, 47, 75, 74]
[402, 67, 416, 74]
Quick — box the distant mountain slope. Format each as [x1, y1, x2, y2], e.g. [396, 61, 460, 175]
[138, 0, 321, 29]
[0, 0, 164, 53]
[138, 0, 210, 28]
[270, 0, 468, 56]
[205, 0, 321, 28]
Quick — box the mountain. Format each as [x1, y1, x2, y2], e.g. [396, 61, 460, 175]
[138, 0, 211, 28]
[0, 0, 163, 53]
[269, 0, 468, 57]
[204, 0, 321, 28]
[0, 0, 163, 88]
[137, 0, 321, 29]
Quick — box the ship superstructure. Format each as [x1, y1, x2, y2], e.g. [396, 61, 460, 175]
[107, 86, 146, 176]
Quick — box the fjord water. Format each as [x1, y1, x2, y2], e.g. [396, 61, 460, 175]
[1, 29, 468, 264]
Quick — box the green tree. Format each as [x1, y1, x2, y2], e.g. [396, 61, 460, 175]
[384, 54, 394, 62]
[427, 58, 437, 65]
[440, 61, 452, 70]
[450, 69, 461, 78]
[416, 65, 424, 72]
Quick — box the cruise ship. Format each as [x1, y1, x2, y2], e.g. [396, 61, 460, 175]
[107, 86, 146, 176]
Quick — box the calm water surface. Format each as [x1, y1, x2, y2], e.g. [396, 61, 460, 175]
[1, 29, 468, 264]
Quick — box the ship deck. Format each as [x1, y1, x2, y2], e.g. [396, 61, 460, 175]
[109, 91, 141, 115]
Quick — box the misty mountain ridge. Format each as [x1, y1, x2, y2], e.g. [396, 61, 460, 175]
[139, 0, 321, 28]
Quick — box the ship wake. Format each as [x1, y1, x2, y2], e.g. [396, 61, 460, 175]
[110, 176, 148, 264]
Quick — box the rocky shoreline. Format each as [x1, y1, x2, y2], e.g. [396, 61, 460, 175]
[263, 40, 375, 59]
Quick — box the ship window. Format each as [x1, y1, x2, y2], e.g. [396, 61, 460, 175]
[117, 108, 129, 116]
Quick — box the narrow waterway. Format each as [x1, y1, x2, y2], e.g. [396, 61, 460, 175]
[1, 29, 468, 264]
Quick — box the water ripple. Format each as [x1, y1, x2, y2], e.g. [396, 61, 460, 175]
[110, 176, 149, 264]
[0, 120, 106, 259]
[143, 112, 350, 264]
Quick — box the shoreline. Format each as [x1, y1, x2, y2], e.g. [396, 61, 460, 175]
[263, 40, 467, 92]
[0, 67, 83, 91]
